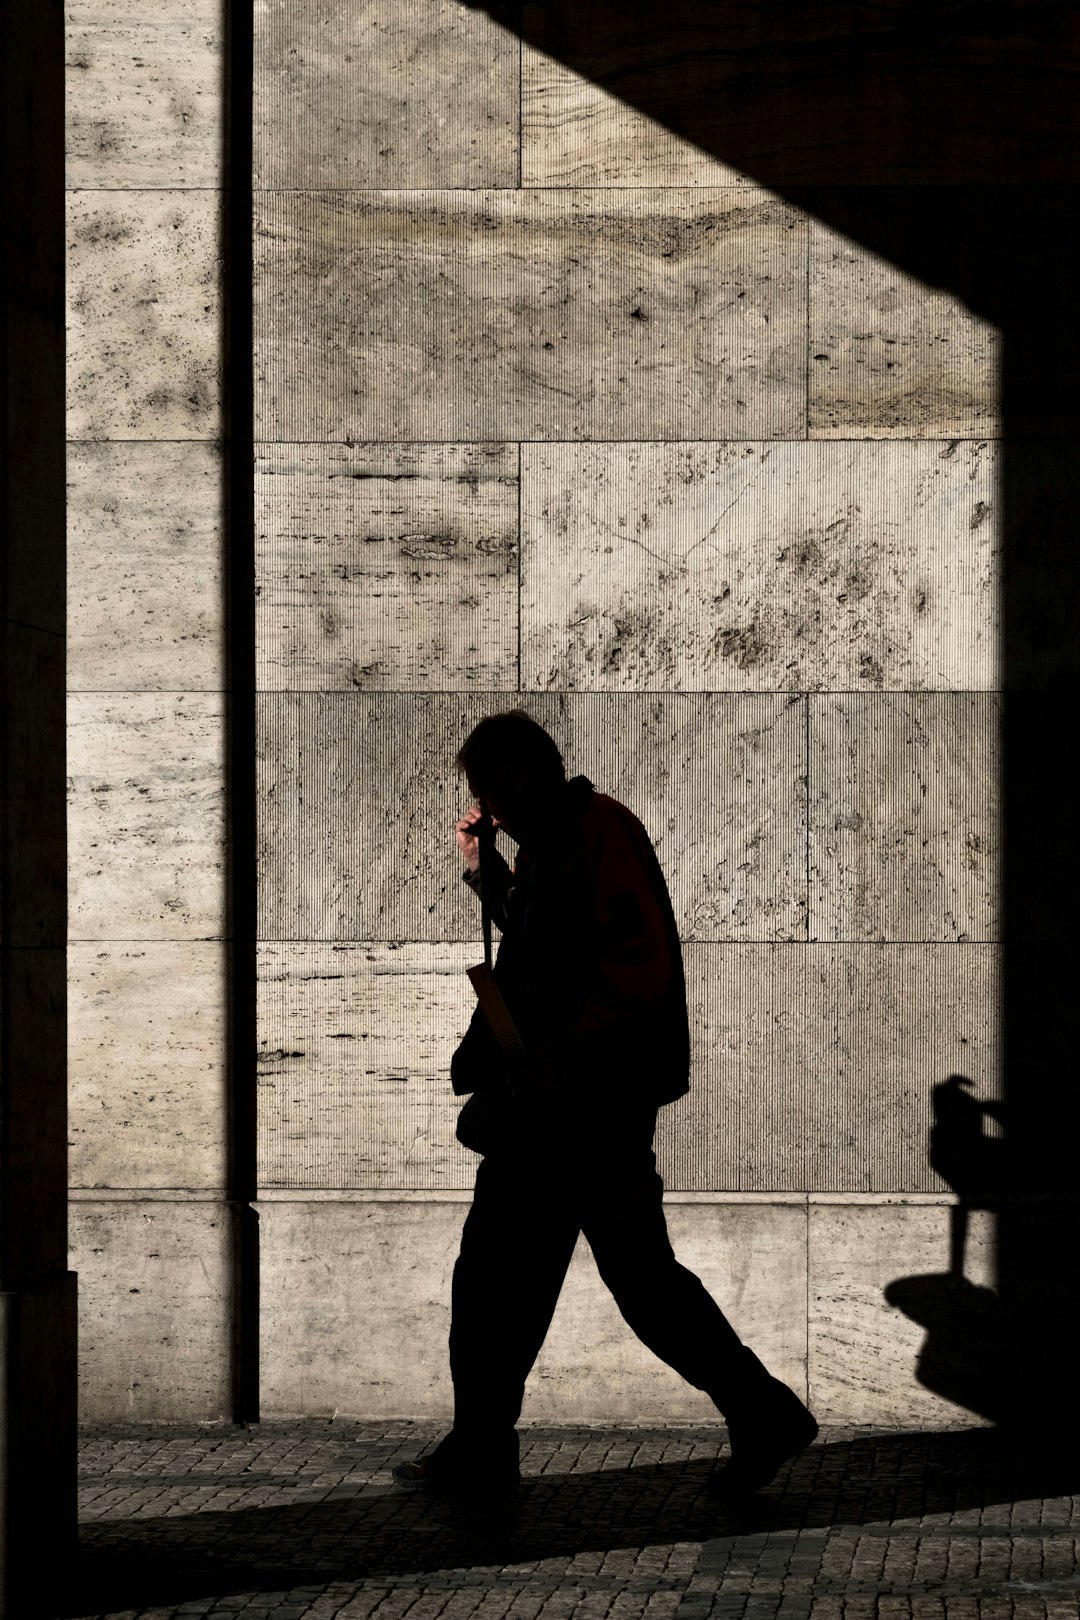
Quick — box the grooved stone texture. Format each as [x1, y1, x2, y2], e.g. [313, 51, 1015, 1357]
[68, 693, 226, 941]
[257, 1199, 807, 1420]
[64, 0, 229, 1426]
[809, 1200, 996, 1426]
[255, 443, 519, 691]
[809, 222, 1000, 439]
[809, 693, 1000, 942]
[521, 22, 751, 187]
[67, 441, 224, 690]
[253, 190, 808, 442]
[522, 440, 998, 692]
[67, 190, 222, 440]
[71, 1200, 231, 1421]
[69, 942, 228, 1190]
[258, 941, 999, 1193]
[258, 942, 479, 1190]
[65, 0, 223, 188]
[253, 0, 520, 189]
[255, 692, 807, 943]
[240, 0, 1009, 1432]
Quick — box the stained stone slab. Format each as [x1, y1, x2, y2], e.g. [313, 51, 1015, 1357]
[257, 1198, 806, 1420]
[67, 190, 221, 440]
[663, 942, 1000, 1195]
[259, 940, 998, 1194]
[667, 945, 829, 1193]
[813, 944, 1001, 1194]
[257, 942, 479, 1190]
[253, 190, 808, 442]
[809, 1200, 996, 1426]
[255, 443, 518, 691]
[68, 441, 224, 690]
[69, 942, 227, 1190]
[809, 221, 1000, 438]
[809, 693, 1000, 942]
[253, 0, 518, 189]
[522, 28, 751, 187]
[71, 1199, 231, 1421]
[66, 0, 222, 188]
[256, 692, 807, 943]
[68, 692, 226, 940]
[522, 440, 998, 692]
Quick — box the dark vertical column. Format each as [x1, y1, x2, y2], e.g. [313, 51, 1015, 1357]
[224, 0, 259, 1420]
[0, 0, 78, 1611]
[999, 190, 1080, 1439]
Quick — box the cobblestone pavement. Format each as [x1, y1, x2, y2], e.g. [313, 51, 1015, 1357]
[60, 1422, 1080, 1620]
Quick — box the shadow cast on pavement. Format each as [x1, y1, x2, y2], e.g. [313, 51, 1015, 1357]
[62, 1428, 1079, 1617]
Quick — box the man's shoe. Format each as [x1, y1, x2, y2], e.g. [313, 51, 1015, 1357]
[392, 1458, 434, 1491]
[711, 1379, 819, 1497]
[391, 1455, 520, 1503]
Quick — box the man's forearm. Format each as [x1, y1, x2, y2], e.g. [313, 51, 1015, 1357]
[462, 846, 514, 929]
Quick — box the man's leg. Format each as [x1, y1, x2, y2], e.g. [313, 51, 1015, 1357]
[579, 1147, 817, 1490]
[579, 1159, 763, 1405]
[424, 1153, 579, 1487]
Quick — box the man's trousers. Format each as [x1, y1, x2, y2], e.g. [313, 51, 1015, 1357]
[426, 1108, 774, 1483]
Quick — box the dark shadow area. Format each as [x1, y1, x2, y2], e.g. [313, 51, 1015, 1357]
[463, 0, 1080, 1434]
[60, 1430, 1080, 1616]
[885, 1076, 1008, 1421]
[222, 0, 260, 1421]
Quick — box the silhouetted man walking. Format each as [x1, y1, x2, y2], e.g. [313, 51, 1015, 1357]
[394, 711, 817, 1500]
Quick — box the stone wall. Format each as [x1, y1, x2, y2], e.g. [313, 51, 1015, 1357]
[62, 5, 1004, 1425]
[66, 0, 230, 1419]
[252, 8, 1000, 1426]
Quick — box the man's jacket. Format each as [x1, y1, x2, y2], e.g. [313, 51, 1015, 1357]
[450, 774, 691, 1108]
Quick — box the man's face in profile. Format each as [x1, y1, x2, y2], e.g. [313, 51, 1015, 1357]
[466, 771, 531, 842]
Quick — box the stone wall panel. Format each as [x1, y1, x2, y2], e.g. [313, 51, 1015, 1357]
[809, 221, 999, 439]
[253, 0, 519, 190]
[69, 942, 228, 1190]
[67, 189, 222, 441]
[68, 693, 226, 940]
[253, 189, 808, 442]
[809, 693, 1000, 943]
[255, 443, 519, 691]
[522, 440, 998, 692]
[257, 941, 998, 1194]
[66, 0, 223, 188]
[71, 1199, 231, 1421]
[257, 1198, 808, 1421]
[256, 691, 807, 944]
[67, 441, 224, 691]
[809, 1200, 996, 1426]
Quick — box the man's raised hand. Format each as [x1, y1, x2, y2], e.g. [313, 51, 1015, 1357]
[456, 803, 486, 872]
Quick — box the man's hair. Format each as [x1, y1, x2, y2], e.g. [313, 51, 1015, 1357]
[456, 710, 565, 793]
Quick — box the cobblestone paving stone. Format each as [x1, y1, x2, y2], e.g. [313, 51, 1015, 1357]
[57, 1424, 1080, 1620]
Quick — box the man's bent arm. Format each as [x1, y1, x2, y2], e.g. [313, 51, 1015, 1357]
[462, 845, 515, 931]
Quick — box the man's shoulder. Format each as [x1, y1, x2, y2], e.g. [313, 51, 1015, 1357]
[581, 790, 652, 848]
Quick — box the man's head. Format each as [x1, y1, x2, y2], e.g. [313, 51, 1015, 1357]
[456, 710, 566, 841]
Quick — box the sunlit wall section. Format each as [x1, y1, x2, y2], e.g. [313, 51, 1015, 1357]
[253, 5, 1000, 1423]
[65, 0, 230, 1419]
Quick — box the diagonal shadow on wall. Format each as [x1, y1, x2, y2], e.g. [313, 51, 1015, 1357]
[457, 0, 1080, 1436]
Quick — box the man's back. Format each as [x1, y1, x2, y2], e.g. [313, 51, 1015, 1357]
[462, 774, 691, 1107]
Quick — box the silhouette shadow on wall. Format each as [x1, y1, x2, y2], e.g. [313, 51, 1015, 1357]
[885, 1076, 1008, 1423]
[464, 0, 1080, 1433]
